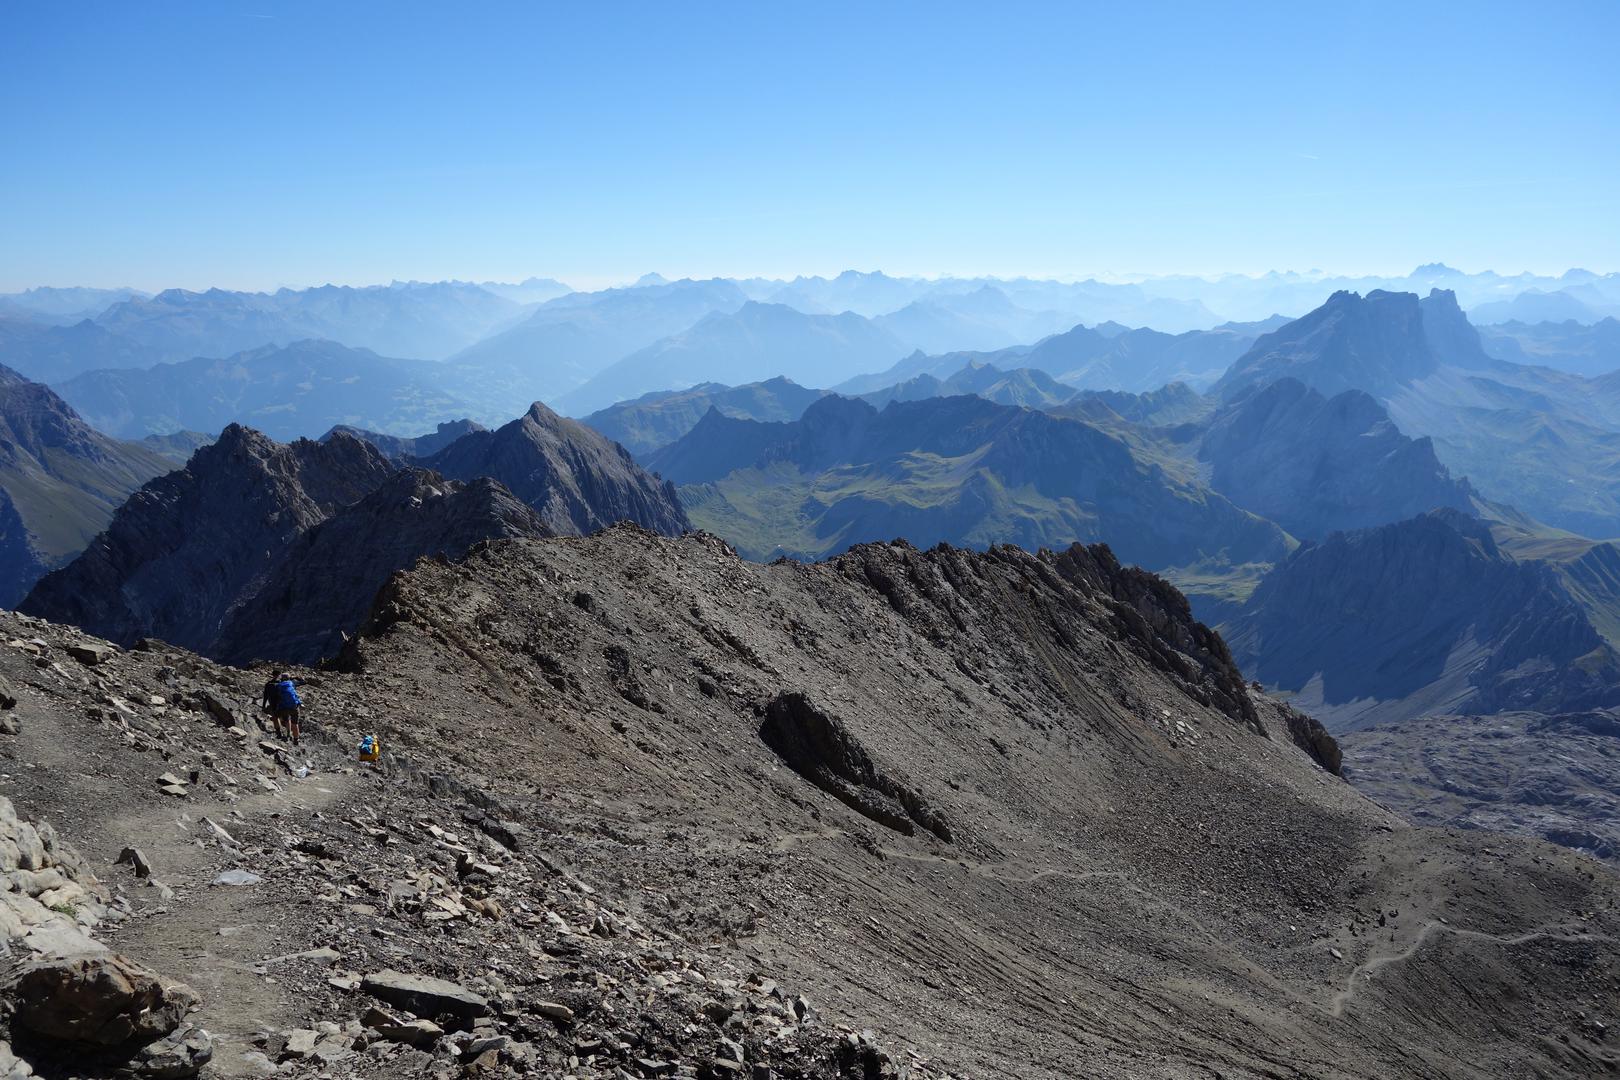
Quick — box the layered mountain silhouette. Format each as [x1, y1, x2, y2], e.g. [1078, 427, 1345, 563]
[445, 278, 749, 412]
[839, 318, 1274, 397]
[650, 394, 1288, 570]
[1221, 510, 1620, 730]
[1206, 288, 1620, 535]
[869, 285, 1074, 353]
[0, 282, 529, 380]
[21, 403, 688, 661]
[55, 339, 475, 441]
[0, 364, 176, 606]
[1214, 289, 1489, 401]
[558, 302, 912, 415]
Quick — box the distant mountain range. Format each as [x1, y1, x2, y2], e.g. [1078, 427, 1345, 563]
[1480, 317, 1620, 376]
[55, 339, 476, 441]
[0, 281, 533, 380]
[558, 301, 914, 415]
[649, 393, 1289, 572]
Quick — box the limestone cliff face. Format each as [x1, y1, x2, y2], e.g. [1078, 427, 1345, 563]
[1221, 509, 1620, 730]
[19, 426, 395, 651]
[1200, 377, 1475, 539]
[420, 402, 690, 537]
[1215, 289, 1487, 402]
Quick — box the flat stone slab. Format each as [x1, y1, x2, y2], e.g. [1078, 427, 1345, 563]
[361, 969, 488, 1020]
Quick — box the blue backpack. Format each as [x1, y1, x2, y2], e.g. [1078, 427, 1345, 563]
[274, 680, 301, 710]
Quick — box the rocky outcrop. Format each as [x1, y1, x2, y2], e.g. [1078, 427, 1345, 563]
[0, 796, 207, 1077]
[1221, 509, 1620, 730]
[421, 401, 689, 536]
[1200, 377, 1476, 538]
[213, 469, 549, 665]
[18, 426, 394, 652]
[0, 365, 174, 606]
[760, 691, 952, 841]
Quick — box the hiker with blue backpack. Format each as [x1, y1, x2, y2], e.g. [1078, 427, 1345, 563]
[260, 673, 303, 745]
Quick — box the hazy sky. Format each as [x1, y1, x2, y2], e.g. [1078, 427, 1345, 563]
[3, 1, 1617, 292]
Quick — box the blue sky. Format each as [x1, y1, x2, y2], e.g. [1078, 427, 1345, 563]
[3, 1, 1616, 291]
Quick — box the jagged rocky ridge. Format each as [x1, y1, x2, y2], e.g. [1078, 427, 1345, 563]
[19, 427, 397, 654]
[20, 406, 690, 664]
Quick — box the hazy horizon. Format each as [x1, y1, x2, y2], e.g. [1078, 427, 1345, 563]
[6, 1, 1617, 293]
[9, 262, 1618, 298]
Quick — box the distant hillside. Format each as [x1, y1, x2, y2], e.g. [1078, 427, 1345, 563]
[0, 282, 527, 381]
[650, 394, 1289, 571]
[55, 339, 476, 442]
[858, 361, 1078, 410]
[0, 364, 175, 606]
[1479, 317, 1620, 376]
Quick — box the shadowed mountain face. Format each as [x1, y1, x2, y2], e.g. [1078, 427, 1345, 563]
[420, 402, 690, 537]
[1221, 510, 1620, 731]
[650, 394, 1288, 571]
[1200, 378, 1476, 539]
[18, 427, 396, 651]
[322, 419, 487, 461]
[578, 377, 828, 456]
[212, 469, 548, 665]
[0, 364, 175, 606]
[54, 339, 476, 442]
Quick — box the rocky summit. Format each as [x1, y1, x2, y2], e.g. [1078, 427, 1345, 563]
[420, 402, 691, 537]
[0, 526, 1613, 1078]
